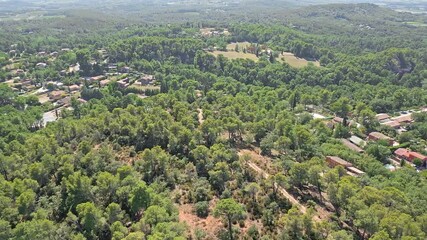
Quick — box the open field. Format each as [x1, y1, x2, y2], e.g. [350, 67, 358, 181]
[129, 83, 160, 91]
[278, 52, 320, 68]
[0, 11, 66, 22]
[200, 28, 215, 35]
[210, 50, 320, 68]
[404, 21, 427, 27]
[38, 94, 50, 104]
[210, 51, 259, 61]
[226, 42, 252, 51]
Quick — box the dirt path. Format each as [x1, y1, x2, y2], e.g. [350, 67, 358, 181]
[197, 108, 204, 125]
[239, 150, 307, 214]
[238, 149, 334, 222]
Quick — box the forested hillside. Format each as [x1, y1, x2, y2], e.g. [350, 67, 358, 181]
[1, 2, 427, 240]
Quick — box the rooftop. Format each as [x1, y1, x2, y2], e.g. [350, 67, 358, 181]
[382, 120, 400, 128]
[327, 156, 353, 167]
[392, 114, 413, 123]
[395, 148, 410, 158]
[369, 132, 392, 140]
[349, 135, 366, 147]
[410, 152, 427, 161]
[341, 139, 364, 153]
[347, 166, 365, 175]
[376, 113, 390, 121]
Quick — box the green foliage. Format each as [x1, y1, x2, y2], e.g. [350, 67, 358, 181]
[1, 4, 427, 240]
[194, 201, 209, 218]
[214, 198, 246, 240]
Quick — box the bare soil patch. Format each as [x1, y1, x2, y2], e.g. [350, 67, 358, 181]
[178, 201, 222, 239]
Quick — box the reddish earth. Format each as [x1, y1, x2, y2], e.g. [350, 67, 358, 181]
[178, 199, 264, 239]
[178, 201, 223, 239]
[238, 148, 332, 222]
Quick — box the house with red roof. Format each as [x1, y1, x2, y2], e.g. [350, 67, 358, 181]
[326, 156, 353, 168]
[394, 148, 427, 164]
[382, 120, 401, 129]
[391, 114, 413, 124]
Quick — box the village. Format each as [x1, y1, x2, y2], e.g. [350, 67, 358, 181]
[2, 47, 160, 125]
[311, 107, 427, 175]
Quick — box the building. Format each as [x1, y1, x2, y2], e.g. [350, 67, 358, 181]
[409, 152, 427, 162]
[78, 98, 87, 104]
[376, 113, 390, 123]
[140, 74, 155, 85]
[68, 85, 81, 92]
[326, 156, 365, 177]
[100, 80, 111, 87]
[90, 75, 107, 82]
[108, 64, 117, 71]
[50, 52, 59, 57]
[394, 148, 427, 163]
[333, 117, 344, 124]
[368, 132, 394, 145]
[36, 62, 47, 68]
[37, 51, 47, 57]
[391, 114, 413, 124]
[382, 120, 401, 129]
[346, 167, 365, 177]
[341, 139, 364, 153]
[120, 66, 130, 73]
[349, 135, 367, 147]
[326, 156, 353, 168]
[49, 90, 66, 101]
[21, 79, 32, 86]
[57, 97, 71, 107]
[394, 148, 411, 160]
[117, 78, 130, 88]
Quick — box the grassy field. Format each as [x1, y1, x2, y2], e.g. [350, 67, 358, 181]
[226, 42, 252, 51]
[278, 52, 320, 68]
[210, 50, 320, 68]
[129, 83, 160, 91]
[210, 51, 259, 61]
[38, 94, 50, 104]
[404, 22, 427, 27]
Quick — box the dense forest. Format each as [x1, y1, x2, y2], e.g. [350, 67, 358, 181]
[1, 2, 427, 240]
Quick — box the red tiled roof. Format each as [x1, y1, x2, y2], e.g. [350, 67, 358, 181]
[333, 117, 344, 123]
[326, 156, 353, 167]
[409, 152, 427, 161]
[392, 114, 413, 123]
[341, 139, 364, 153]
[369, 132, 392, 140]
[394, 148, 410, 158]
[383, 121, 400, 128]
